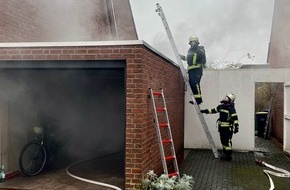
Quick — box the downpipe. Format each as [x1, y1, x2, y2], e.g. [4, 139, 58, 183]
[255, 159, 290, 190]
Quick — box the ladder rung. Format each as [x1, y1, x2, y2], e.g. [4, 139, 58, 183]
[159, 122, 169, 128]
[153, 92, 162, 96]
[168, 172, 179, 178]
[162, 139, 172, 144]
[165, 156, 175, 161]
[156, 107, 166, 112]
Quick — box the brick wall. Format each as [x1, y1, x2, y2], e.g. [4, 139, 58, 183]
[0, 42, 184, 189]
[271, 83, 284, 144]
[0, 0, 137, 42]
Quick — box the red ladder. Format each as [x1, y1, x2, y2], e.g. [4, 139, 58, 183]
[149, 88, 180, 178]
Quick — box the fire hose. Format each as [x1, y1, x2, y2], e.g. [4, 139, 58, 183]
[66, 157, 122, 190]
[255, 159, 290, 190]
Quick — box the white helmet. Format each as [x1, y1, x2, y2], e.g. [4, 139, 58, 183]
[189, 34, 199, 42]
[227, 93, 236, 103]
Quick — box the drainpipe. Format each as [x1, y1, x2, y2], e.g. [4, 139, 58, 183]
[106, 0, 118, 40]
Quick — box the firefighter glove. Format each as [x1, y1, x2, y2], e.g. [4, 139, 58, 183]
[201, 109, 209, 114]
[179, 54, 186, 61]
[234, 126, 239, 134]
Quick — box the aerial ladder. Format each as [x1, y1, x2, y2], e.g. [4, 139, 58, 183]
[155, 3, 219, 159]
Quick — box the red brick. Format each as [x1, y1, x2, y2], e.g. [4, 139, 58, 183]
[50, 50, 62, 54]
[0, 50, 8, 54]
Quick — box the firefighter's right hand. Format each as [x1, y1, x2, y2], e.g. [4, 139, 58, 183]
[179, 54, 186, 61]
[201, 109, 209, 114]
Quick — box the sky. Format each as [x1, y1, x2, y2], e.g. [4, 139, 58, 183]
[129, 0, 275, 66]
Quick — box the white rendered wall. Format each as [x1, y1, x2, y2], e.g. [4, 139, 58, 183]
[184, 68, 290, 151]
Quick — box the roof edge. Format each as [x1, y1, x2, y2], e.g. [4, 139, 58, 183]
[0, 40, 178, 67]
[0, 40, 144, 48]
[142, 41, 178, 67]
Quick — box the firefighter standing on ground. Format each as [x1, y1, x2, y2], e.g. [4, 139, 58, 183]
[179, 34, 206, 105]
[201, 94, 239, 161]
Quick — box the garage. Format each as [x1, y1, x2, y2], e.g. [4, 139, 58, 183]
[0, 60, 125, 187]
[0, 41, 184, 189]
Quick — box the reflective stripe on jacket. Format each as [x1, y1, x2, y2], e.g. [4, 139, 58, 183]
[206, 103, 239, 128]
[186, 46, 206, 71]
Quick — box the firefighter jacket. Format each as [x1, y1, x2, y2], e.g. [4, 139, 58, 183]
[186, 45, 206, 75]
[205, 103, 239, 128]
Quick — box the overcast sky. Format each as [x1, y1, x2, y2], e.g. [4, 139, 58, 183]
[129, 0, 275, 65]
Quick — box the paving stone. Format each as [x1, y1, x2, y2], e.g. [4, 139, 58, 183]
[180, 138, 290, 190]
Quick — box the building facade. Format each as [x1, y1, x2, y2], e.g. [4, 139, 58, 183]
[0, 1, 184, 189]
[0, 0, 137, 42]
[268, 0, 290, 67]
[267, 0, 290, 145]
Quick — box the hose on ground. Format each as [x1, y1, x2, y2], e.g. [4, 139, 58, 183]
[256, 159, 290, 190]
[66, 155, 122, 190]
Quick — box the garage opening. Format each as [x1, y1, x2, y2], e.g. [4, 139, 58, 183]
[0, 60, 125, 187]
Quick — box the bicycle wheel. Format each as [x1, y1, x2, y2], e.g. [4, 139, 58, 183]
[19, 141, 47, 176]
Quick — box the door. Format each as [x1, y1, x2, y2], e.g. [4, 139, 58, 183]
[284, 82, 290, 155]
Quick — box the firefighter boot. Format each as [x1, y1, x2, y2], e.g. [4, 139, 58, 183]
[220, 154, 232, 161]
[189, 98, 203, 105]
[220, 149, 232, 161]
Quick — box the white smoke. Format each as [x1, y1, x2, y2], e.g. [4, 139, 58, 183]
[130, 0, 275, 65]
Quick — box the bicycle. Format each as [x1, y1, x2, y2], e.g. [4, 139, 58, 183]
[19, 125, 47, 176]
[19, 116, 60, 176]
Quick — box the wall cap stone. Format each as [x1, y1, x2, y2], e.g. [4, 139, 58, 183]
[0, 40, 178, 67]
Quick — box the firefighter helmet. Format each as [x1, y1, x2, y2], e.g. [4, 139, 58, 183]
[227, 93, 236, 103]
[189, 34, 199, 42]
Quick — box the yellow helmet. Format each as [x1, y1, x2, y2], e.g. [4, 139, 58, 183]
[189, 34, 199, 42]
[227, 93, 236, 103]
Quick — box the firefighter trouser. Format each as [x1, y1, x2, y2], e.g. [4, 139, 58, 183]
[219, 126, 233, 156]
[188, 70, 202, 104]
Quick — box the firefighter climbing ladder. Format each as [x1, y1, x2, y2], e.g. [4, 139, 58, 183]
[149, 88, 180, 178]
[155, 3, 219, 159]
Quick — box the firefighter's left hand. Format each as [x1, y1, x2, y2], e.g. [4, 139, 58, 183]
[234, 126, 239, 134]
[201, 109, 209, 114]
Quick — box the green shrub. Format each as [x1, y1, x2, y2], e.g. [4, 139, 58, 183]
[142, 170, 194, 190]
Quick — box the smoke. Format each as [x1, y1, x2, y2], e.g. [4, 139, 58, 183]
[29, 0, 112, 41]
[0, 62, 125, 168]
[130, 0, 275, 64]
[29, 0, 136, 41]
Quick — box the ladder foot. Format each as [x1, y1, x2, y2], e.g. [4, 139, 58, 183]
[168, 172, 179, 178]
